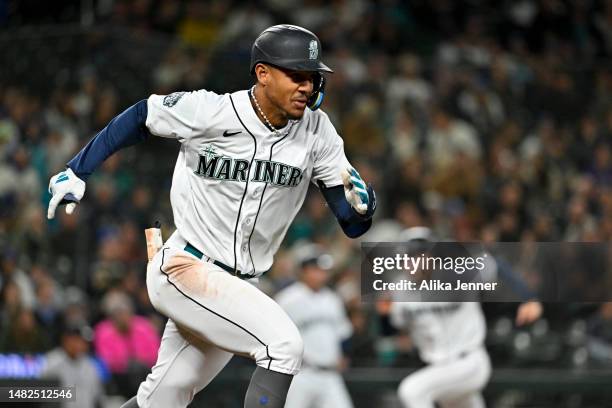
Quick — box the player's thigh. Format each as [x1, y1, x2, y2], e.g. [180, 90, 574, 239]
[399, 348, 491, 404]
[137, 319, 233, 408]
[320, 372, 353, 408]
[148, 246, 302, 373]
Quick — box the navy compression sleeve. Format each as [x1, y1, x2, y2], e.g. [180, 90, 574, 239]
[318, 182, 376, 238]
[67, 99, 150, 180]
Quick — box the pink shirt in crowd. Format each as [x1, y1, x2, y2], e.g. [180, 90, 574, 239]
[94, 316, 160, 373]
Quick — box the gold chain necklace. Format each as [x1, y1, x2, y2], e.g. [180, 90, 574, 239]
[249, 85, 282, 135]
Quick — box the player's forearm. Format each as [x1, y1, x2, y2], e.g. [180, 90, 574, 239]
[319, 183, 375, 238]
[67, 99, 150, 180]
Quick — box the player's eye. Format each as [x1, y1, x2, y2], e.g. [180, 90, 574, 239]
[290, 73, 313, 84]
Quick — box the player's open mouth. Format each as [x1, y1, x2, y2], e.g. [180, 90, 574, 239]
[292, 100, 307, 109]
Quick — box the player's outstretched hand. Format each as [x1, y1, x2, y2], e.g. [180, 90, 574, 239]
[515, 301, 543, 326]
[341, 167, 369, 215]
[47, 168, 86, 219]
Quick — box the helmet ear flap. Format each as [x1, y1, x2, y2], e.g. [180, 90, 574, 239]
[307, 74, 326, 111]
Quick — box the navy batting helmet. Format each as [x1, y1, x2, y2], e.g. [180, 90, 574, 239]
[250, 24, 333, 74]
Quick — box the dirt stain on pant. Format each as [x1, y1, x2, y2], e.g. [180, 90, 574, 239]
[164, 254, 219, 298]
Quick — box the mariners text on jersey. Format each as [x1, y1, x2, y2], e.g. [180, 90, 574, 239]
[195, 144, 304, 187]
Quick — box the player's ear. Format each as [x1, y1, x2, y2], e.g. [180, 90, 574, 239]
[255, 63, 269, 86]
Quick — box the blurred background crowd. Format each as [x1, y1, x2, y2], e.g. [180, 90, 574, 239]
[1, 0, 612, 407]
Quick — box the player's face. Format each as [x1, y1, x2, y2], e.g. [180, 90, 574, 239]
[302, 265, 328, 291]
[61, 334, 88, 358]
[266, 65, 315, 120]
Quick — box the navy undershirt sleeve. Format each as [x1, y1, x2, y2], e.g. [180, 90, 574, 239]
[67, 99, 150, 180]
[318, 182, 375, 238]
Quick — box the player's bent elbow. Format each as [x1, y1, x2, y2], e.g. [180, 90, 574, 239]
[344, 227, 367, 239]
[341, 218, 372, 239]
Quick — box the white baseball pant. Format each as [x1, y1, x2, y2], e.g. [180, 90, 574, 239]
[136, 231, 303, 408]
[397, 347, 491, 408]
[285, 367, 353, 408]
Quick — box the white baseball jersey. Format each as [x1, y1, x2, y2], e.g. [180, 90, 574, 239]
[146, 89, 350, 277]
[276, 282, 352, 367]
[276, 282, 354, 408]
[390, 302, 485, 364]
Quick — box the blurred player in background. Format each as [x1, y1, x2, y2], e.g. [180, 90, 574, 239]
[46, 24, 376, 408]
[276, 244, 354, 408]
[390, 227, 542, 408]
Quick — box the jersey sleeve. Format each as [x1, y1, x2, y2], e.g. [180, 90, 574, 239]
[311, 113, 351, 187]
[145, 91, 201, 141]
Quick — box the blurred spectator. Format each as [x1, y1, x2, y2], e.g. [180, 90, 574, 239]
[15, 204, 50, 266]
[0, 307, 50, 353]
[33, 271, 64, 343]
[178, 1, 227, 47]
[341, 94, 386, 159]
[590, 143, 612, 187]
[426, 106, 481, 173]
[1, 249, 36, 309]
[388, 109, 421, 164]
[50, 207, 91, 285]
[0, 279, 22, 331]
[94, 290, 160, 397]
[386, 54, 432, 110]
[41, 323, 104, 408]
[345, 306, 377, 367]
[62, 286, 91, 328]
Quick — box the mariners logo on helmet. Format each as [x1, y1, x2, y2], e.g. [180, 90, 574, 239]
[309, 40, 318, 60]
[250, 24, 332, 74]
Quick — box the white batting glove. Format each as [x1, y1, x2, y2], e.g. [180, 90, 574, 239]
[47, 167, 86, 219]
[341, 167, 369, 215]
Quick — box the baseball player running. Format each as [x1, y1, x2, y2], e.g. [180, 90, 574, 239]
[390, 227, 541, 408]
[47, 25, 376, 408]
[276, 245, 354, 408]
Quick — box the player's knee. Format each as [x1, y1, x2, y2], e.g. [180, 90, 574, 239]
[267, 333, 304, 371]
[398, 376, 429, 407]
